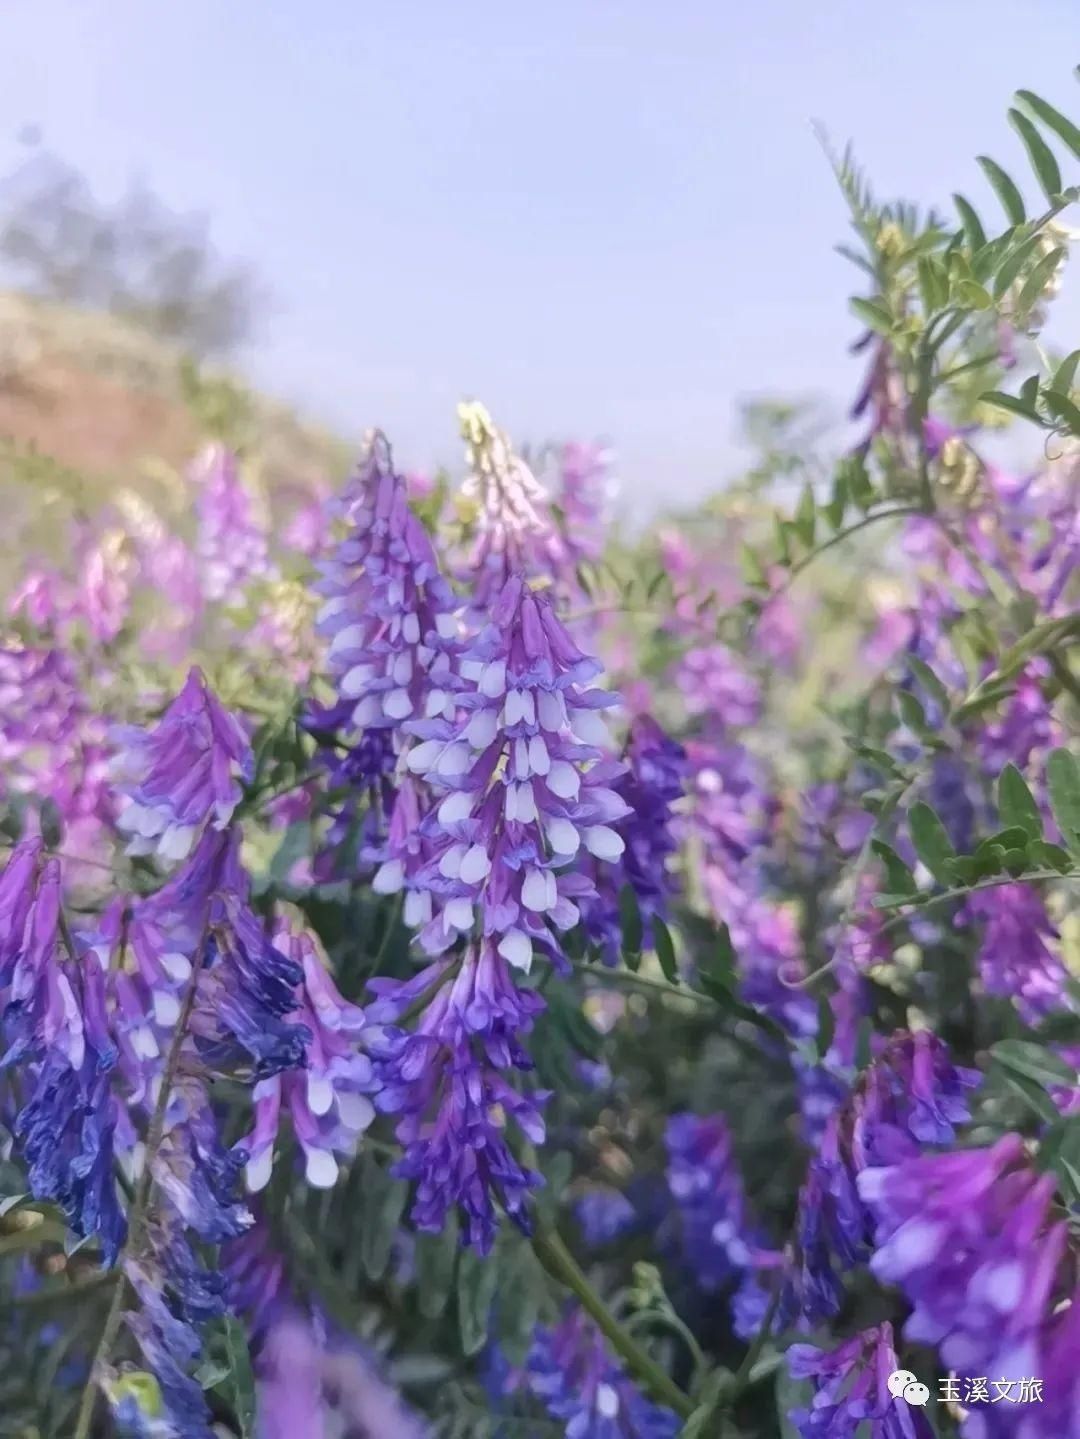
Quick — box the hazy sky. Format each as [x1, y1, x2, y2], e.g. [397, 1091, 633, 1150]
[2, 2, 1079, 512]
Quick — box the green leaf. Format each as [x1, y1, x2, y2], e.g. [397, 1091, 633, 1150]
[977, 155, 1027, 224]
[816, 992, 835, 1060]
[220, 1317, 256, 1439]
[896, 690, 929, 735]
[1009, 108, 1063, 200]
[740, 544, 768, 589]
[1047, 748, 1080, 850]
[998, 1067, 1061, 1124]
[652, 916, 679, 984]
[997, 763, 1043, 839]
[993, 229, 1046, 298]
[1015, 247, 1065, 320]
[457, 1247, 499, 1357]
[992, 1038, 1076, 1088]
[619, 884, 643, 969]
[1053, 348, 1080, 396]
[871, 839, 917, 896]
[39, 798, 63, 851]
[956, 278, 993, 310]
[1031, 839, 1074, 874]
[953, 192, 987, 250]
[360, 1158, 409, 1282]
[917, 256, 948, 313]
[908, 656, 949, 713]
[416, 1211, 459, 1320]
[1016, 89, 1080, 162]
[823, 467, 848, 531]
[793, 483, 816, 547]
[1043, 388, 1080, 434]
[979, 389, 1044, 424]
[908, 802, 956, 884]
[850, 296, 893, 335]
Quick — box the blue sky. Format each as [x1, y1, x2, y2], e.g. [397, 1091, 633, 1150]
[1, 1, 1079, 512]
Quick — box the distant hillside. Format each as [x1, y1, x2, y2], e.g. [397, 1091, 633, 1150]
[0, 291, 352, 563]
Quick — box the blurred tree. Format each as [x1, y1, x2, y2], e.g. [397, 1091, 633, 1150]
[0, 150, 266, 357]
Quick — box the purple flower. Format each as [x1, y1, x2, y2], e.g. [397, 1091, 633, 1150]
[675, 644, 760, 727]
[781, 1032, 979, 1326]
[665, 1113, 778, 1296]
[963, 883, 1070, 1024]
[857, 1135, 1066, 1378]
[403, 573, 628, 971]
[192, 443, 270, 605]
[787, 1323, 932, 1438]
[457, 402, 570, 618]
[316, 429, 459, 743]
[110, 667, 254, 862]
[574, 1186, 638, 1248]
[255, 1314, 432, 1439]
[581, 715, 685, 963]
[371, 943, 547, 1251]
[240, 923, 376, 1192]
[500, 1304, 680, 1438]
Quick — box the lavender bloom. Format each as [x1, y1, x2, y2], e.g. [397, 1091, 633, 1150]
[781, 1032, 979, 1326]
[403, 573, 629, 971]
[554, 440, 612, 565]
[371, 944, 547, 1251]
[457, 401, 569, 617]
[675, 644, 761, 727]
[256, 1314, 432, 1439]
[0, 641, 113, 868]
[316, 429, 459, 743]
[192, 443, 270, 605]
[665, 1114, 777, 1295]
[787, 1323, 932, 1438]
[963, 884, 1070, 1024]
[574, 1186, 638, 1248]
[115, 1256, 218, 1439]
[241, 923, 376, 1192]
[582, 715, 685, 963]
[507, 1305, 681, 1439]
[7, 881, 124, 1258]
[857, 1135, 1066, 1378]
[111, 667, 254, 863]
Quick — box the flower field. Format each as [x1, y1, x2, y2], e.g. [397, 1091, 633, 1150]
[5, 72, 1080, 1439]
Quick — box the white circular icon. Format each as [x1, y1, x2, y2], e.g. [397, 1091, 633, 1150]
[887, 1369, 917, 1399]
[903, 1381, 930, 1406]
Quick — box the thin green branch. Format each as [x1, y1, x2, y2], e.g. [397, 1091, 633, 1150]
[531, 1227, 694, 1420]
[767, 505, 926, 601]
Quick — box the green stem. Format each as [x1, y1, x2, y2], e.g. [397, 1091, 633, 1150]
[872, 867, 1073, 935]
[573, 961, 710, 1008]
[531, 1228, 694, 1420]
[624, 1308, 708, 1378]
[72, 905, 213, 1439]
[767, 506, 925, 601]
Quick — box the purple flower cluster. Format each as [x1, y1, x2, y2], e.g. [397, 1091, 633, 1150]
[110, 665, 254, 862]
[316, 429, 459, 743]
[241, 922, 376, 1191]
[781, 1031, 979, 1326]
[665, 1113, 782, 1339]
[0, 839, 124, 1258]
[493, 1304, 680, 1438]
[787, 1323, 932, 1438]
[963, 883, 1070, 1024]
[192, 444, 271, 606]
[857, 1134, 1080, 1436]
[581, 714, 686, 964]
